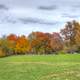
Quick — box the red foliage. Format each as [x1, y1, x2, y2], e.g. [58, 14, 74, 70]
[7, 34, 17, 41]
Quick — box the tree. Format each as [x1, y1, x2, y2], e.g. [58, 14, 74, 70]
[28, 32, 63, 54]
[15, 35, 30, 54]
[60, 20, 80, 53]
[7, 34, 18, 55]
[0, 38, 10, 56]
[7, 34, 17, 41]
[28, 32, 50, 54]
[73, 21, 80, 46]
[49, 32, 63, 53]
[61, 21, 75, 46]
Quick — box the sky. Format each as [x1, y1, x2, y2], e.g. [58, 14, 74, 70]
[0, 0, 80, 36]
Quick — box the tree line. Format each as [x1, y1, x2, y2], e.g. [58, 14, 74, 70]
[0, 20, 80, 57]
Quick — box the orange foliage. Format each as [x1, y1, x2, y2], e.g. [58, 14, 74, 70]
[15, 35, 30, 54]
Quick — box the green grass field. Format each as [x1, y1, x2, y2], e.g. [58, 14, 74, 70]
[0, 54, 80, 80]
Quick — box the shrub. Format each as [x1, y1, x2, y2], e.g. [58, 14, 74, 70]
[0, 49, 6, 57]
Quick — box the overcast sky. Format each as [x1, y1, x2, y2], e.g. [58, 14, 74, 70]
[0, 0, 80, 36]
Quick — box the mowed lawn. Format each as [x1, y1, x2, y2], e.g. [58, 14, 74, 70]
[0, 54, 80, 80]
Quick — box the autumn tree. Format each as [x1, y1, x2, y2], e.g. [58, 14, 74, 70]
[7, 34, 17, 41]
[73, 21, 80, 46]
[49, 32, 63, 52]
[6, 34, 18, 55]
[15, 35, 30, 54]
[28, 32, 50, 54]
[28, 32, 63, 54]
[0, 37, 10, 56]
[60, 20, 80, 53]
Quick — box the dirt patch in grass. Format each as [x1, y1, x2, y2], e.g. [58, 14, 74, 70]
[39, 70, 79, 80]
[7, 62, 80, 66]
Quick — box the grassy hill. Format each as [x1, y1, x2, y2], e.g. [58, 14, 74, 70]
[0, 54, 80, 80]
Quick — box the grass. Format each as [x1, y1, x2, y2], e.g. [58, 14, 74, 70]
[0, 54, 80, 80]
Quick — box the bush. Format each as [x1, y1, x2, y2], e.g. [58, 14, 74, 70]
[0, 49, 6, 57]
[58, 50, 66, 54]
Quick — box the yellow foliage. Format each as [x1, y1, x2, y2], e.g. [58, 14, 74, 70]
[15, 36, 31, 54]
[0, 49, 6, 57]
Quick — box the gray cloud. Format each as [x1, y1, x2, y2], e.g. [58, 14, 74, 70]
[72, 4, 80, 8]
[0, 15, 58, 25]
[0, 4, 8, 10]
[61, 13, 80, 18]
[38, 5, 57, 11]
[19, 17, 57, 25]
